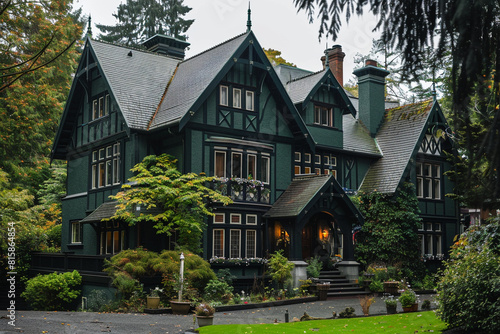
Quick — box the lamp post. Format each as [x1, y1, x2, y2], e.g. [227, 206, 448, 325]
[178, 252, 184, 302]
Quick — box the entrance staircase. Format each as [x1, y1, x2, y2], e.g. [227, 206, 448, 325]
[317, 269, 369, 298]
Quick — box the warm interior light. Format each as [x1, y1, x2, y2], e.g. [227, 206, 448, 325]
[321, 229, 329, 240]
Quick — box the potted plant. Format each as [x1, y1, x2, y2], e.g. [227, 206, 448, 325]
[384, 295, 398, 314]
[399, 290, 417, 312]
[146, 287, 162, 309]
[195, 302, 215, 327]
[316, 282, 330, 301]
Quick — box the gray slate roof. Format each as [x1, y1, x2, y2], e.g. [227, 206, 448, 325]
[359, 100, 434, 194]
[149, 33, 249, 129]
[80, 201, 118, 223]
[343, 115, 381, 156]
[264, 174, 331, 218]
[274, 64, 313, 85]
[90, 40, 180, 130]
[286, 71, 325, 105]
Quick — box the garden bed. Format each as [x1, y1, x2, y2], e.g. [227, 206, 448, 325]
[215, 296, 318, 312]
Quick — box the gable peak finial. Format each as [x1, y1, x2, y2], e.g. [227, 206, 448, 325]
[246, 2, 252, 32]
[87, 15, 92, 38]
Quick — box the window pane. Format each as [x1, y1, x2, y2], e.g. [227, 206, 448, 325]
[295, 152, 301, 162]
[113, 158, 120, 184]
[230, 230, 241, 258]
[261, 156, 270, 183]
[314, 106, 320, 124]
[246, 91, 254, 111]
[213, 230, 224, 257]
[113, 231, 120, 253]
[214, 213, 225, 224]
[416, 177, 423, 197]
[246, 230, 256, 258]
[434, 179, 441, 199]
[295, 166, 301, 175]
[220, 86, 228, 106]
[92, 165, 97, 189]
[100, 232, 105, 254]
[99, 163, 105, 187]
[321, 107, 328, 125]
[99, 96, 104, 117]
[246, 215, 257, 225]
[215, 152, 226, 177]
[230, 214, 241, 224]
[424, 164, 431, 177]
[93, 99, 98, 120]
[231, 153, 242, 177]
[72, 222, 81, 243]
[233, 88, 241, 108]
[106, 231, 112, 254]
[248, 155, 256, 179]
[105, 94, 110, 115]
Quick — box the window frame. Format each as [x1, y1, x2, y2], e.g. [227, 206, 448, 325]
[246, 214, 257, 225]
[233, 88, 242, 109]
[245, 90, 255, 111]
[71, 221, 82, 244]
[229, 229, 241, 258]
[230, 213, 241, 224]
[246, 229, 257, 258]
[91, 142, 121, 190]
[214, 151, 227, 178]
[212, 229, 225, 258]
[220, 85, 229, 106]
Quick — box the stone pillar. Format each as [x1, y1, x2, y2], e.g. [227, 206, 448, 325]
[337, 261, 360, 282]
[290, 261, 308, 289]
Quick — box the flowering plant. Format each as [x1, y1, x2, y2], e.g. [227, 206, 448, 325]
[195, 302, 215, 316]
[149, 286, 163, 297]
[209, 256, 268, 266]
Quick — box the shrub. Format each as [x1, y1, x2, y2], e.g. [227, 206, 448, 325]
[203, 278, 234, 303]
[338, 306, 355, 318]
[436, 220, 500, 333]
[306, 256, 323, 278]
[87, 289, 112, 312]
[369, 279, 384, 292]
[267, 250, 295, 289]
[399, 290, 417, 308]
[421, 299, 431, 310]
[21, 270, 82, 310]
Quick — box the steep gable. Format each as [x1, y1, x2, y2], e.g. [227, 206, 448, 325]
[89, 39, 179, 130]
[359, 100, 435, 194]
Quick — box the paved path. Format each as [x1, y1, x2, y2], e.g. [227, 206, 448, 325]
[1, 295, 436, 334]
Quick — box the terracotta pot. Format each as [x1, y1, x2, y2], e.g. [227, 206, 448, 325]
[146, 296, 160, 309]
[170, 301, 191, 315]
[196, 315, 214, 327]
[402, 303, 418, 313]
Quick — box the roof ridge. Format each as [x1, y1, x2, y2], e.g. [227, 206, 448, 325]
[89, 38, 181, 59]
[286, 69, 325, 85]
[181, 31, 248, 63]
[385, 98, 433, 112]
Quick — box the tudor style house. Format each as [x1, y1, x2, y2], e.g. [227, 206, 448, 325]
[35, 25, 459, 290]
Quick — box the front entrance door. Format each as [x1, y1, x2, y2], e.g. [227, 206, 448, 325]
[301, 213, 338, 262]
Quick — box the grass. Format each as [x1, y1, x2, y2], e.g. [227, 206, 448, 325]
[198, 311, 448, 334]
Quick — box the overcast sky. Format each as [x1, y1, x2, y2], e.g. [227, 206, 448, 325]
[74, 0, 380, 84]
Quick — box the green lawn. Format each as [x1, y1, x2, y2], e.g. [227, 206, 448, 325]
[198, 311, 448, 334]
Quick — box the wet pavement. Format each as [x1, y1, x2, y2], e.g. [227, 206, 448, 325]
[1, 295, 436, 334]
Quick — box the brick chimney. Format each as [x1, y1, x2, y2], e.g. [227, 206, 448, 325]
[321, 45, 345, 86]
[142, 34, 190, 59]
[353, 59, 390, 137]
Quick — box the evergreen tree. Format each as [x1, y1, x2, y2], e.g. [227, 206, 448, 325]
[97, 0, 194, 47]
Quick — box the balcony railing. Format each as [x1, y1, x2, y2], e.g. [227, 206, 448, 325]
[212, 178, 270, 203]
[31, 252, 110, 275]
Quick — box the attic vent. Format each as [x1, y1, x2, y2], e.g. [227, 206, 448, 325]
[142, 34, 190, 59]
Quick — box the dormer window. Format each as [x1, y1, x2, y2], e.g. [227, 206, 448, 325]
[314, 105, 333, 127]
[92, 93, 110, 120]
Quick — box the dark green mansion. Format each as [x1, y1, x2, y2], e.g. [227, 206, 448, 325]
[39, 27, 459, 289]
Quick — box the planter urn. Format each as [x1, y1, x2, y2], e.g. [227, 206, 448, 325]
[146, 296, 160, 309]
[170, 301, 191, 315]
[402, 303, 418, 313]
[316, 284, 330, 301]
[196, 315, 214, 327]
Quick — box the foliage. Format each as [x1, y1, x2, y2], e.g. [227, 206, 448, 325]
[21, 270, 82, 311]
[338, 306, 355, 318]
[305, 256, 323, 278]
[359, 296, 375, 315]
[148, 286, 163, 297]
[86, 289, 113, 312]
[112, 272, 143, 301]
[96, 0, 194, 46]
[203, 278, 233, 303]
[267, 250, 295, 289]
[298, 279, 313, 296]
[384, 296, 398, 307]
[398, 290, 417, 308]
[421, 299, 431, 311]
[109, 154, 232, 253]
[294, 0, 500, 204]
[353, 183, 424, 279]
[368, 280, 383, 293]
[263, 48, 296, 67]
[436, 219, 500, 333]
[195, 302, 215, 316]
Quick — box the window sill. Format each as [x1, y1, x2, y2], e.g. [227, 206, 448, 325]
[67, 243, 84, 249]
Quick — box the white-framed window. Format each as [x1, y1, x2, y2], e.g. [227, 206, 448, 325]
[91, 142, 120, 189]
[304, 167, 311, 174]
[71, 221, 82, 244]
[245, 91, 254, 111]
[213, 229, 224, 257]
[214, 213, 225, 224]
[315, 155, 321, 164]
[418, 222, 443, 257]
[230, 229, 241, 258]
[92, 94, 110, 120]
[220, 85, 229, 106]
[214, 151, 226, 177]
[230, 213, 241, 224]
[304, 153, 311, 163]
[246, 214, 257, 225]
[231, 152, 242, 177]
[416, 162, 441, 199]
[248, 154, 257, 179]
[295, 166, 301, 175]
[294, 152, 301, 162]
[261, 155, 270, 184]
[246, 230, 256, 258]
[233, 88, 242, 108]
[314, 106, 333, 127]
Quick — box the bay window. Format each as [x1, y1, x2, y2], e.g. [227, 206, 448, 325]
[91, 142, 120, 189]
